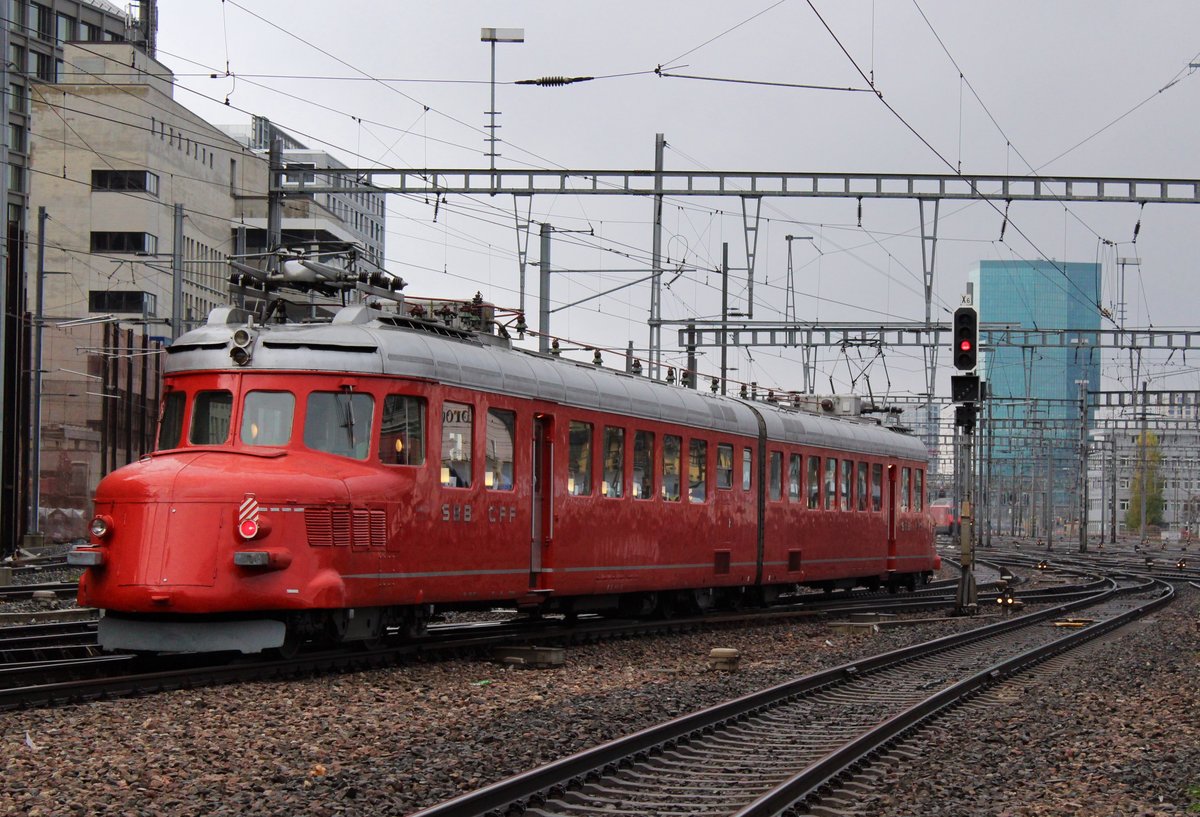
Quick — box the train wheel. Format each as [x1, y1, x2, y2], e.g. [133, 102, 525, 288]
[272, 624, 303, 660]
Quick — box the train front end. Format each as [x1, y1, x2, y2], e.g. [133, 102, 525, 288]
[68, 310, 392, 654]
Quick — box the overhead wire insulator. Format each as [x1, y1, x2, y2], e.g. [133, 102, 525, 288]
[515, 76, 595, 87]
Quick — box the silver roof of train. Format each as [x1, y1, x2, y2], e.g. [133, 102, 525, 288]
[167, 305, 927, 460]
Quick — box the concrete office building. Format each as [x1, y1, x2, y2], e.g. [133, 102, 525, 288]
[3, 0, 157, 547]
[23, 39, 267, 537]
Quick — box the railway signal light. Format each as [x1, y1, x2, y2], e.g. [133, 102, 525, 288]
[953, 307, 979, 371]
[950, 374, 981, 404]
[954, 404, 977, 433]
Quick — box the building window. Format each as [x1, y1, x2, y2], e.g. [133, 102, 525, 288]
[56, 12, 76, 44]
[92, 170, 159, 196]
[32, 3, 53, 40]
[90, 232, 158, 254]
[88, 290, 156, 315]
[80, 20, 100, 41]
[9, 123, 24, 153]
[8, 45, 23, 79]
[33, 51, 55, 81]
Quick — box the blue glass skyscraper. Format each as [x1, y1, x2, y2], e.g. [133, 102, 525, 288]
[971, 260, 1101, 534]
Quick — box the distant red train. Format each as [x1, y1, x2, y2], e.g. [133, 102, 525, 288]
[70, 302, 938, 654]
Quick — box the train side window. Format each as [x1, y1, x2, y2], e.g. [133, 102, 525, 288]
[158, 390, 185, 449]
[900, 467, 911, 511]
[486, 409, 516, 490]
[824, 457, 837, 510]
[305, 391, 374, 460]
[602, 426, 624, 498]
[440, 401, 473, 487]
[716, 443, 734, 489]
[380, 395, 426, 466]
[742, 447, 752, 491]
[568, 421, 593, 496]
[788, 453, 801, 501]
[689, 439, 707, 503]
[857, 462, 868, 511]
[807, 456, 820, 509]
[633, 431, 654, 499]
[841, 460, 853, 511]
[661, 434, 682, 502]
[190, 390, 233, 445]
[767, 451, 783, 501]
[871, 464, 883, 511]
[241, 391, 295, 447]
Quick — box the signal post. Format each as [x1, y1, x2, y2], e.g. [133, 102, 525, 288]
[951, 303, 981, 614]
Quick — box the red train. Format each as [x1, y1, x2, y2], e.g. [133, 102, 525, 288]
[70, 302, 938, 654]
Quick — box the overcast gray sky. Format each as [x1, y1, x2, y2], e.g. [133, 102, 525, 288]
[155, 1, 1200, 402]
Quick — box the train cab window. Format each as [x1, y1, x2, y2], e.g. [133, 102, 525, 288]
[190, 390, 233, 445]
[568, 421, 593, 496]
[158, 390, 185, 449]
[768, 451, 783, 501]
[661, 434, 682, 502]
[788, 454, 801, 501]
[914, 469, 924, 511]
[602, 427, 625, 498]
[824, 457, 837, 510]
[633, 431, 654, 499]
[689, 439, 707, 503]
[871, 464, 883, 512]
[807, 456, 820, 509]
[716, 444, 734, 490]
[241, 391, 295, 447]
[305, 391, 374, 460]
[742, 447, 752, 491]
[841, 460, 853, 511]
[857, 462, 869, 511]
[486, 409, 516, 490]
[380, 395, 426, 466]
[440, 401, 474, 486]
[900, 467, 911, 511]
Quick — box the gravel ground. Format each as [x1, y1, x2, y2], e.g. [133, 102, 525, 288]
[1, 582, 1196, 816]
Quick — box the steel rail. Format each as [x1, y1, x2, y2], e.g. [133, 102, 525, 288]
[408, 577, 1167, 817]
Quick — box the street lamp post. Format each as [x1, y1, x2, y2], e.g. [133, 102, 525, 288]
[481, 27, 524, 187]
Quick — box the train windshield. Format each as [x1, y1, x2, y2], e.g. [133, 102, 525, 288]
[158, 391, 185, 449]
[304, 391, 375, 460]
[241, 391, 295, 447]
[190, 390, 233, 445]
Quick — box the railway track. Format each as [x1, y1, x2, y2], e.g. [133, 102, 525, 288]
[407, 575, 1171, 817]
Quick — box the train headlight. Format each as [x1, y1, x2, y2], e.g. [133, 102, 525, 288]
[89, 514, 114, 539]
[230, 327, 256, 366]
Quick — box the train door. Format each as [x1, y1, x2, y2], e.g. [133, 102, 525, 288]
[530, 414, 554, 584]
[886, 464, 898, 574]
